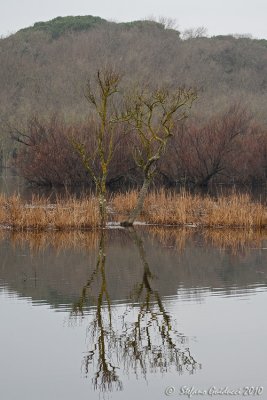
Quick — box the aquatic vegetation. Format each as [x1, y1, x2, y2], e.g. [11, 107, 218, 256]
[0, 191, 266, 231]
[0, 193, 99, 230]
[113, 190, 267, 228]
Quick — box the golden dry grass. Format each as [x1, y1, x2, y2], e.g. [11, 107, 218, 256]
[0, 190, 267, 231]
[0, 193, 99, 231]
[111, 190, 267, 228]
[111, 190, 138, 216]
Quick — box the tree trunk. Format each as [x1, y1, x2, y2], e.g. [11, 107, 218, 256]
[121, 176, 150, 226]
[98, 173, 107, 228]
[98, 192, 107, 228]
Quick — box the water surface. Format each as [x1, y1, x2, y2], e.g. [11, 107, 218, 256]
[0, 228, 267, 400]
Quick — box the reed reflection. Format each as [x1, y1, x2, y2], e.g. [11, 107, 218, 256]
[71, 229, 200, 393]
[3, 226, 266, 255]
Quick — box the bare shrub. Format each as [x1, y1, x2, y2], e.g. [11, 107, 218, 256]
[13, 114, 136, 188]
[159, 104, 257, 186]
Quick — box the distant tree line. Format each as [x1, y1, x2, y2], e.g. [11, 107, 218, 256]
[13, 102, 267, 189]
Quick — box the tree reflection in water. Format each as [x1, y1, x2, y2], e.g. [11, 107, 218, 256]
[71, 229, 200, 393]
[71, 232, 121, 391]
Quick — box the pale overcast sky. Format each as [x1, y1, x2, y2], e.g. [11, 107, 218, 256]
[1, 0, 267, 39]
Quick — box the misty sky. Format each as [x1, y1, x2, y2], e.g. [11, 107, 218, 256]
[1, 0, 267, 39]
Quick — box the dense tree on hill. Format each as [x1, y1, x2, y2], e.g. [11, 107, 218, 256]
[19, 15, 107, 38]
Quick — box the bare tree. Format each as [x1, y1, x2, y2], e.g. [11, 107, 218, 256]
[145, 15, 179, 31]
[181, 26, 208, 40]
[72, 68, 122, 226]
[121, 86, 196, 226]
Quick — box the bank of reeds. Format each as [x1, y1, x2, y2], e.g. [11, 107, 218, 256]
[0, 191, 266, 231]
[0, 194, 99, 231]
[112, 190, 267, 228]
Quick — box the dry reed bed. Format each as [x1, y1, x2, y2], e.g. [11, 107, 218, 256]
[0, 194, 99, 231]
[0, 191, 267, 231]
[112, 190, 267, 228]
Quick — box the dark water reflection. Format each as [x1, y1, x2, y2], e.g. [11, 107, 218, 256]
[0, 170, 92, 201]
[0, 228, 267, 400]
[1, 170, 267, 203]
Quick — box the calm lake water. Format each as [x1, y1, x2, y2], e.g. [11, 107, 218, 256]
[0, 227, 267, 400]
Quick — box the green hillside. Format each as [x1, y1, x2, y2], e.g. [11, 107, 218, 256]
[17, 15, 171, 39]
[18, 15, 107, 38]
